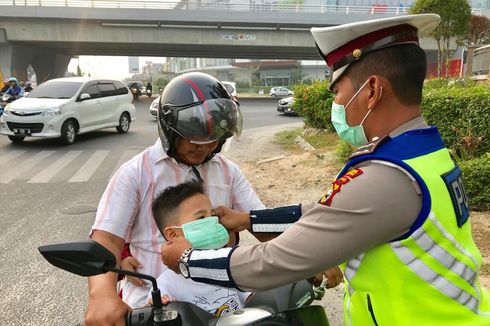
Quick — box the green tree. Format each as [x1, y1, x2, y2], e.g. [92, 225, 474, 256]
[154, 77, 169, 92]
[411, 0, 471, 77]
[461, 15, 490, 77]
[290, 67, 306, 85]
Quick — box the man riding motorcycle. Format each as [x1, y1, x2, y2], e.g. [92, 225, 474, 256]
[5, 77, 24, 99]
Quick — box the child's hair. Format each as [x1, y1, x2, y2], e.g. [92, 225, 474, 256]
[152, 180, 205, 232]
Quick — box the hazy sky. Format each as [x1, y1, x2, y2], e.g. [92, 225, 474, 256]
[67, 56, 166, 80]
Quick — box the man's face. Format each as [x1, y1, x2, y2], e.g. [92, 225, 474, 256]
[175, 137, 219, 165]
[332, 76, 368, 127]
[9, 81, 16, 88]
[163, 193, 212, 240]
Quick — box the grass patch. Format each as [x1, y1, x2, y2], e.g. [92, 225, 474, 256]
[303, 131, 338, 150]
[273, 128, 303, 152]
[274, 128, 356, 165]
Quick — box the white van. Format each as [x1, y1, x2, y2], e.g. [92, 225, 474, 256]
[0, 77, 136, 145]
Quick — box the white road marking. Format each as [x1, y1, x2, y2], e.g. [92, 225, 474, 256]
[28, 151, 83, 183]
[0, 150, 55, 183]
[68, 150, 110, 183]
[0, 150, 25, 166]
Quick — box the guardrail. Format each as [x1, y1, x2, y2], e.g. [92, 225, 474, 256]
[0, 0, 484, 16]
[0, 0, 410, 14]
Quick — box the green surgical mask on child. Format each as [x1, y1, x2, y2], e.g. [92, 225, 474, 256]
[173, 216, 229, 250]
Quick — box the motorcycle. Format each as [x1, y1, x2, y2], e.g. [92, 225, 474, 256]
[39, 240, 330, 326]
[132, 87, 140, 101]
[146, 89, 152, 97]
[0, 93, 15, 117]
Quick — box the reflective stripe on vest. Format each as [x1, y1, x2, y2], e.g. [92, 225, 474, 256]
[391, 211, 482, 314]
[345, 254, 365, 326]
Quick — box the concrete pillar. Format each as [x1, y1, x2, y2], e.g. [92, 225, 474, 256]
[31, 51, 71, 83]
[0, 30, 70, 84]
[0, 30, 32, 81]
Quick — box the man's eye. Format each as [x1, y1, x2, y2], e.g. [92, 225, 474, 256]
[198, 216, 205, 220]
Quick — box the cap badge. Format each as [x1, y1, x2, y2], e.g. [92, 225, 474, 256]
[353, 49, 362, 59]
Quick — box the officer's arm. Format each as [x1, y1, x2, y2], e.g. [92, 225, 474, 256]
[178, 163, 421, 291]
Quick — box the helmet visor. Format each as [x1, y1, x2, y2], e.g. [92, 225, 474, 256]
[170, 98, 242, 144]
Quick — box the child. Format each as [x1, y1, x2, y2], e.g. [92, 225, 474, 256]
[149, 181, 252, 317]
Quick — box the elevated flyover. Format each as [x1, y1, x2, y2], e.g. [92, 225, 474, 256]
[0, 1, 448, 81]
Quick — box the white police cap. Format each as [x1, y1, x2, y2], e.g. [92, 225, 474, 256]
[311, 14, 440, 90]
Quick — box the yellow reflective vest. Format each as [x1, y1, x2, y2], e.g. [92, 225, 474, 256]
[338, 128, 490, 325]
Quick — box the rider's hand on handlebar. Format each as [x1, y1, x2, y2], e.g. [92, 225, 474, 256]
[120, 256, 145, 287]
[85, 292, 131, 326]
[148, 294, 177, 305]
[213, 206, 251, 232]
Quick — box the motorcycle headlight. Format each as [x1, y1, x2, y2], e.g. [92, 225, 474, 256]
[151, 101, 158, 108]
[43, 108, 61, 116]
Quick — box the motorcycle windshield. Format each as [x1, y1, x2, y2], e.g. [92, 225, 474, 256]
[171, 98, 243, 143]
[249, 305, 329, 326]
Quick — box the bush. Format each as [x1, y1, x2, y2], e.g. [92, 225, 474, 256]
[335, 140, 355, 163]
[459, 155, 490, 211]
[422, 84, 490, 157]
[292, 80, 335, 131]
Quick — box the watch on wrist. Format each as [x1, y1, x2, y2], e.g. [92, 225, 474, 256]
[178, 248, 193, 278]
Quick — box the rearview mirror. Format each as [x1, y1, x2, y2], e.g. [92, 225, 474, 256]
[79, 93, 91, 101]
[38, 240, 116, 277]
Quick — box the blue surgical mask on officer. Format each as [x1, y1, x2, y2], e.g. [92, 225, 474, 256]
[331, 79, 382, 147]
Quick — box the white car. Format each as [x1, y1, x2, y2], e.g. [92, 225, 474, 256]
[149, 96, 160, 119]
[0, 77, 136, 145]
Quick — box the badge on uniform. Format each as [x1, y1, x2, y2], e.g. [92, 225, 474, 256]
[442, 166, 469, 227]
[319, 168, 364, 206]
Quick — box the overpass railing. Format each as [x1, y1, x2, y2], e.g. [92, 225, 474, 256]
[0, 0, 484, 16]
[0, 0, 411, 15]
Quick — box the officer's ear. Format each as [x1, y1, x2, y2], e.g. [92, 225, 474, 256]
[366, 76, 383, 111]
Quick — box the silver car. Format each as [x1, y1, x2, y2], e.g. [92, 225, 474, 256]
[269, 87, 293, 97]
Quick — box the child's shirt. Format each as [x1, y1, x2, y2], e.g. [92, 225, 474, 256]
[149, 269, 252, 317]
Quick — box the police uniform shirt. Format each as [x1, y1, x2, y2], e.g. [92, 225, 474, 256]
[229, 116, 428, 291]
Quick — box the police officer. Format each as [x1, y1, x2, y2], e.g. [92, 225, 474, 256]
[162, 14, 490, 325]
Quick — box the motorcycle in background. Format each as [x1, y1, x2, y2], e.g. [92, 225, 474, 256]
[146, 89, 152, 97]
[39, 240, 330, 326]
[0, 93, 15, 117]
[131, 87, 140, 102]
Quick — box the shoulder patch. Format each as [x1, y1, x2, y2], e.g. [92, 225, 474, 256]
[318, 168, 364, 206]
[349, 136, 389, 159]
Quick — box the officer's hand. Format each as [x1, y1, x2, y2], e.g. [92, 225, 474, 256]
[161, 238, 192, 274]
[84, 292, 131, 326]
[120, 256, 145, 287]
[213, 206, 250, 232]
[309, 266, 344, 289]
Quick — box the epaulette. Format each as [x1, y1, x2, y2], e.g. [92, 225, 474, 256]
[349, 135, 390, 159]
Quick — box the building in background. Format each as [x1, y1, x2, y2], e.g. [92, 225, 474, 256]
[163, 57, 327, 87]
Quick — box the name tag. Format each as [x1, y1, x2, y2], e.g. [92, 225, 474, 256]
[442, 166, 469, 227]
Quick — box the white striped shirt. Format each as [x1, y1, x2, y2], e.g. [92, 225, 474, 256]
[91, 139, 264, 308]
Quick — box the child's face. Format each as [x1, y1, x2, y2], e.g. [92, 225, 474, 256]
[163, 193, 212, 241]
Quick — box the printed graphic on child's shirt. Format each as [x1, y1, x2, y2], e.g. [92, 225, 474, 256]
[154, 268, 251, 317]
[192, 288, 242, 316]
